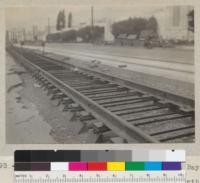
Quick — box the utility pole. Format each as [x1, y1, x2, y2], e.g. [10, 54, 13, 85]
[32, 25, 35, 41]
[91, 6, 94, 43]
[91, 6, 94, 27]
[32, 25, 38, 41]
[13, 31, 15, 42]
[11, 31, 14, 42]
[13, 30, 17, 42]
[23, 28, 26, 41]
[14, 31, 17, 42]
[48, 17, 50, 34]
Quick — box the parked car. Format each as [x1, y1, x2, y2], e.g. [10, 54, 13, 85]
[144, 37, 175, 49]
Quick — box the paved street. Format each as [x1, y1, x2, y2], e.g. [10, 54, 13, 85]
[47, 43, 194, 64]
[21, 43, 194, 83]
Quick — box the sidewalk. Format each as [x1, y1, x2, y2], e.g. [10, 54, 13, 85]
[47, 42, 194, 64]
[175, 45, 194, 51]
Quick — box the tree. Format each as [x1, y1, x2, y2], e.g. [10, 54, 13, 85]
[62, 30, 77, 42]
[68, 12, 72, 28]
[111, 18, 132, 38]
[146, 16, 158, 32]
[46, 32, 61, 42]
[47, 25, 103, 43]
[56, 11, 61, 30]
[78, 26, 104, 42]
[111, 17, 148, 38]
[188, 10, 194, 32]
[92, 26, 104, 40]
[56, 10, 66, 31]
[61, 9, 66, 29]
[78, 26, 92, 42]
[132, 18, 148, 36]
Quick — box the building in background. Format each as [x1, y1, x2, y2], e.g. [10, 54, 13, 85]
[7, 26, 48, 42]
[7, 28, 24, 43]
[153, 6, 194, 41]
[93, 18, 114, 42]
[103, 19, 115, 42]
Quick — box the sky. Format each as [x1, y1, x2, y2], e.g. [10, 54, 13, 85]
[6, 6, 162, 32]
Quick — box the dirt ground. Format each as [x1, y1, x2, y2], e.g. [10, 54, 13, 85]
[6, 53, 94, 144]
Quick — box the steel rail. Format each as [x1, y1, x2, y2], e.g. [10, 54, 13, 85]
[9, 47, 159, 143]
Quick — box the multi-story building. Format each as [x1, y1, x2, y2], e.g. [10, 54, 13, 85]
[153, 6, 194, 41]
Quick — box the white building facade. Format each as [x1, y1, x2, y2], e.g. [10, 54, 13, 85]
[153, 6, 194, 41]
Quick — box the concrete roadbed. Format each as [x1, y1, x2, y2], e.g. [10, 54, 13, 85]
[43, 51, 194, 101]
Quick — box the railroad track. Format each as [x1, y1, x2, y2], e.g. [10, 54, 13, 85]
[8, 46, 195, 143]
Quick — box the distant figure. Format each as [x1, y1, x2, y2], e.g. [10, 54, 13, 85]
[20, 41, 24, 46]
[42, 41, 46, 47]
[42, 41, 46, 54]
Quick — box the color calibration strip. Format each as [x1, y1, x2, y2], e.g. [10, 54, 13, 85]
[15, 161, 182, 171]
[15, 150, 185, 171]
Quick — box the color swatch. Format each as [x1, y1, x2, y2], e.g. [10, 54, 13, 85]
[87, 162, 107, 171]
[15, 162, 182, 171]
[107, 162, 125, 171]
[69, 162, 87, 171]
